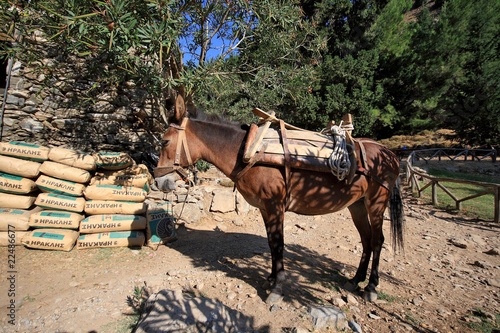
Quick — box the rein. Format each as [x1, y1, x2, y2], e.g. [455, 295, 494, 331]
[153, 117, 193, 181]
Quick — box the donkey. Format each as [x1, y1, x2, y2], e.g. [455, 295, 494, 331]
[154, 95, 404, 304]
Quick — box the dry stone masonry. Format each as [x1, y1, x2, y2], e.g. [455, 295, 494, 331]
[2, 56, 163, 154]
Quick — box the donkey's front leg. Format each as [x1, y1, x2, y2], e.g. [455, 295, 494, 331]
[260, 206, 286, 305]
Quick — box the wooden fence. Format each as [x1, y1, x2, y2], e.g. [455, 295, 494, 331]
[405, 148, 499, 223]
[395, 147, 497, 161]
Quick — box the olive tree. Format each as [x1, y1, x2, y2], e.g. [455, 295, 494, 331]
[1, 0, 307, 119]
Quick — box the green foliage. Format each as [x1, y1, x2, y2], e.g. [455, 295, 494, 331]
[385, 0, 500, 143]
[404, 311, 421, 325]
[195, 160, 211, 173]
[0, 0, 309, 107]
[197, 0, 401, 135]
[372, 0, 413, 57]
[125, 283, 149, 316]
[377, 291, 401, 303]
[197, 0, 499, 144]
[438, 0, 500, 146]
[468, 309, 500, 333]
[194, 1, 320, 126]
[1, 0, 498, 146]
[427, 168, 500, 185]
[292, 0, 396, 135]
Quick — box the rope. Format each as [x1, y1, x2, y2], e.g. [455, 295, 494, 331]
[177, 173, 193, 223]
[322, 121, 353, 181]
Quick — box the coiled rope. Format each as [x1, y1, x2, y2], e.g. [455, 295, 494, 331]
[321, 121, 354, 181]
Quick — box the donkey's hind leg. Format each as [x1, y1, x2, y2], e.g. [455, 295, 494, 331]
[363, 188, 390, 302]
[345, 199, 373, 294]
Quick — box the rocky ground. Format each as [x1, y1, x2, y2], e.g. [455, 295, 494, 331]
[1, 180, 499, 332]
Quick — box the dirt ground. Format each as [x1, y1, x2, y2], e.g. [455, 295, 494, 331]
[1, 182, 499, 332]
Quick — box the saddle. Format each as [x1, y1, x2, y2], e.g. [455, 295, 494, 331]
[238, 109, 359, 184]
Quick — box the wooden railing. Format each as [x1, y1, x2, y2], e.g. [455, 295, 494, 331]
[405, 148, 499, 223]
[395, 147, 497, 161]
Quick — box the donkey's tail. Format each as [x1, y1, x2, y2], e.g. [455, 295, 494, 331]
[389, 177, 405, 254]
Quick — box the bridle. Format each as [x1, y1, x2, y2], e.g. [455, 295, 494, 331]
[153, 117, 195, 229]
[153, 117, 193, 180]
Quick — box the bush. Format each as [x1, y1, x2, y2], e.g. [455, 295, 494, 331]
[195, 160, 211, 172]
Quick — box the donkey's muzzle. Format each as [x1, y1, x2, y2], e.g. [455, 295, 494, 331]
[153, 166, 175, 178]
[154, 172, 179, 192]
[155, 166, 189, 180]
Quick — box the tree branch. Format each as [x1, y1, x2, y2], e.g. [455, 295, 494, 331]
[200, 4, 231, 64]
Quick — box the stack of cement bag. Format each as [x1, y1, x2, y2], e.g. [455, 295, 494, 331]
[24, 147, 95, 251]
[0, 142, 47, 246]
[0, 142, 46, 208]
[0, 142, 165, 251]
[77, 152, 148, 249]
[0, 208, 38, 246]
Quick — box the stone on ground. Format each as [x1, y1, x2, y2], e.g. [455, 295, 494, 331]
[135, 289, 254, 332]
[309, 306, 347, 330]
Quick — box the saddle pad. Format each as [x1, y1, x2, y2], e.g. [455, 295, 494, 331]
[242, 124, 359, 181]
[243, 126, 335, 172]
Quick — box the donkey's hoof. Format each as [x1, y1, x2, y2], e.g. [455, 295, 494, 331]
[363, 289, 378, 302]
[265, 291, 283, 305]
[262, 280, 273, 290]
[344, 280, 358, 292]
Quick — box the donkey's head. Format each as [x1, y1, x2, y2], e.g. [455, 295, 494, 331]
[154, 95, 193, 192]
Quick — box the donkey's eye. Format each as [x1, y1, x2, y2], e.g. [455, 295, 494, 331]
[161, 139, 170, 147]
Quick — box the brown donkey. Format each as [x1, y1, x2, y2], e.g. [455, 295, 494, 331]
[154, 96, 404, 304]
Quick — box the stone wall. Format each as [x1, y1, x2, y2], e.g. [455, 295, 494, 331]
[0, 56, 165, 158]
[148, 166, 255, 226]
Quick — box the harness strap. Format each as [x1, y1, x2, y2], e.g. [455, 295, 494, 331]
[174, 118, 193, 167]
[234, 143, 268, 184]
[357, 167, 393, 192]
[280, 120, 292, 206]
[355, 139, 393, 192]
[357, 139, 368, 170]
[153, 117, 193, 181]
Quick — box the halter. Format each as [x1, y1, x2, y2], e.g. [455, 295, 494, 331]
[153, 117, 193, 180]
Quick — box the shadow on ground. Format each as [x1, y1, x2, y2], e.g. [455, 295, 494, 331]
[165, 224, 404, 307]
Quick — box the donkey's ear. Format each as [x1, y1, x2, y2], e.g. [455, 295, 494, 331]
[173, 95, 186, 123]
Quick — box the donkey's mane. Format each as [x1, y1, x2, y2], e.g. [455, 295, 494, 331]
[188, 107, 246, 131]
[168, 103, 249, 135]
[190, 107, 231, 123]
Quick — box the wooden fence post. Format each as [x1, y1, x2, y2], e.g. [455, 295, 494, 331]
[495, 186, 499, 223]
[432, 181, 438, 205]
[411, 173, 416, 194]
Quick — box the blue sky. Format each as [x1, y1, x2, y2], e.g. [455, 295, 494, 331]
[181, 35, 235, 65]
